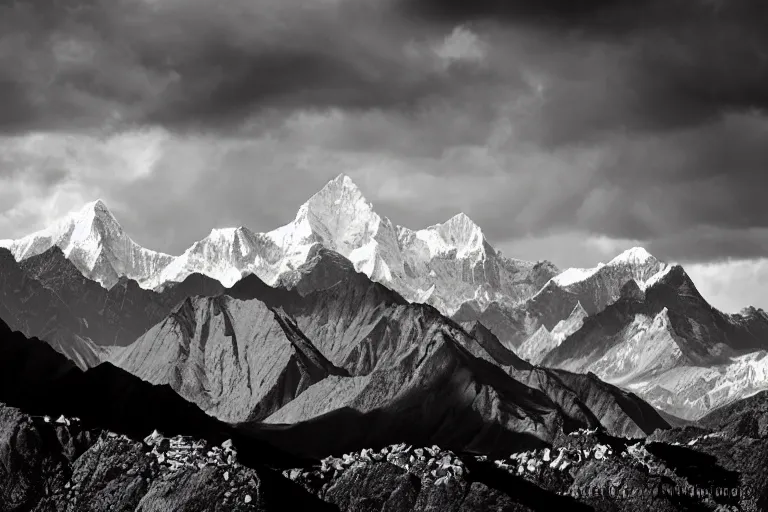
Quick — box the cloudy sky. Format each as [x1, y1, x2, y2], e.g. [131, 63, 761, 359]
[1, 0, 767, 312]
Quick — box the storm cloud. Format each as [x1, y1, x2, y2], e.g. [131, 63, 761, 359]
[1, 0, 768, 311]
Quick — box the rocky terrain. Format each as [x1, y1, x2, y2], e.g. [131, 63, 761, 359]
[2, 399, 764, 511]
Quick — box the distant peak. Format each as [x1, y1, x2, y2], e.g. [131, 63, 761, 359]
[332, 173, 356, 186]
[70, 199, 122, 231]
[81, 198, 110, 214]
[322, 173, 364, 195]
[445, 212, 480, 228]
[298, 174, 375, 220]
[208, 226, 255, 238]
[610, 247, 656, 265]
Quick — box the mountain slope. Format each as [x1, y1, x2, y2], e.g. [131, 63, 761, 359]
[516, 302, 588, 364]
[454, 247, 669, 349]
[0, 316, 312, 470]
[0, 248, 105, 368]
[109, 295, 348, 423]
[109, 249, 670, 458]
[15, 246, 224, 348]
[542, 265, 768, 419]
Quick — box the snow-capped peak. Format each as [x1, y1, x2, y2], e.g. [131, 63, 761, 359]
[289, 174, 383, 254]
[2, 175, 556, 316]
[608, 247, 656, 267]
[550, 247, 665, 289]
[1, 199, 174, 288]
[306, 173, 371, 211]
[551, 264, 605, 287]
[414, 212, 486, 260]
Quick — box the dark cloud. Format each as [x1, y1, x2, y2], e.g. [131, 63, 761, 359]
[2, 0, 768, 275]
[0, 0, 505, 133]
[399, 0, 645, 29]
[648, 226, 768, 264]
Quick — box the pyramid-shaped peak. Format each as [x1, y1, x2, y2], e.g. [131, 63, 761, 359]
[70, 199, 122, 232]
[320, 173, 365, 196]
[299, 174, 376, 220]
[444, 212, 482, 230]
[81, 199, 113, 216]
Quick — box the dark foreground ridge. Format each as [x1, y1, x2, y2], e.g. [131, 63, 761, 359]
[0, 318, 309, 470]
[2, 399, 767, 512]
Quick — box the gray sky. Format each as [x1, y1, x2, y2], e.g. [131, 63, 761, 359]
[1, 0, 767, 313]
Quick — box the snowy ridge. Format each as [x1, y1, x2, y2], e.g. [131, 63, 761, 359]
[0, 200, 173, 288]
[552, 265, 604, 287]
[1, 175, 558, 315]
[549, 247, 669, 291]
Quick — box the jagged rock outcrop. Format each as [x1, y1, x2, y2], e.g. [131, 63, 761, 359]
[6, 401, 757, 512]
[0, 403, 332, 512]
[279, 431, 763, 512]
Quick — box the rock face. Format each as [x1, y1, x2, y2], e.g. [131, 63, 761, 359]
[516, 302, 588, 365]
[699, 390, 768, 439]
[542, 265, 768, 419]
[109, 296, 348, 423]
[0, 248, 106, 369]
[281, 431, 766, 512]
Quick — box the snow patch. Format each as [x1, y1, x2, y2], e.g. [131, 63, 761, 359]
[552, 265, 603, 287]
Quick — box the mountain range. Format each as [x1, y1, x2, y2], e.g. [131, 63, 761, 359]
[2, 174, 768, 510]
[3, 174, 767, 421]
[1, 175, 557, 315]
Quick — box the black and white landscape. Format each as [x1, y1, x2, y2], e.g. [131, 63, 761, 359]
[2, 0, 768, 510]
[0, 176, 767, 511]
